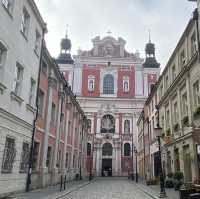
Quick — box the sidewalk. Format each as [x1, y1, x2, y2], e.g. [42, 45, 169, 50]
[130, 180, 179, 199]
[11, 180, 91, 199]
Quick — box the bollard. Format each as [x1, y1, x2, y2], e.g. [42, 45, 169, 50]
[64, 175, 66, 190]
[60, 175, 63, 192]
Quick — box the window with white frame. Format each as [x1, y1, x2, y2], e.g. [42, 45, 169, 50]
[88, 75, 95, 92]
[191, 32, 197, 56]
[1, 137, 16, 173]
[172, 64, 176, 81]
[193, 80, 200, 108]
[166, 109, 170, 128]
[124, 120, 130, 133]
[19, 142, 29, 173]
[173, 102, 178, 124]
[38, 89, 44, 116]
[13, 63, 23, 96]
[0, 41, 7, 69]
[182, 92, 188, 116]
[29, 78, 36, 106]
[21, 7, 30, 39]
[51, 103, 56, 125]
[103, 74, 114, 94]
[34, 30, 41, 55]
[123, 76, 129, 92]
[2, 0, 14, 15]
[180, 49, 186, 66]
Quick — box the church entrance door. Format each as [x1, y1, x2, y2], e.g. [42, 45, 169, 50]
[102, 159, 112, 177]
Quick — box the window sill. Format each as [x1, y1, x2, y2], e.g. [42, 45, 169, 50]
[0, 82, 7, 94]
[26, 104, 36, 113]
[20, 30, 28, 42]
[2, 4, 13, 19]
[10, 92, 24, 105]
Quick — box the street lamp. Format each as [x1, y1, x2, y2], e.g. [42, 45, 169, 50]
[134, 146, 138, 183]
[155, 105, 167, 198]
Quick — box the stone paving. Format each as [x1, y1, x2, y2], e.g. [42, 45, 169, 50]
[61, 177, 157, 199]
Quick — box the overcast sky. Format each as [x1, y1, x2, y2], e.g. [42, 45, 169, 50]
[35, 0, 196, 69]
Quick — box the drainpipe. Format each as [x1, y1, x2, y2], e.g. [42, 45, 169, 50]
[26, 26, 46, 192]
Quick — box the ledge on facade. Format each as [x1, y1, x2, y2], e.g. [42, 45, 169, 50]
[10, 92, 24, 105]
[0, 82, 7, 94]
[26, 104, 36, 114]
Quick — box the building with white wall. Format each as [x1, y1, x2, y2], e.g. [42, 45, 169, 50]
[0, 0, 46, 196]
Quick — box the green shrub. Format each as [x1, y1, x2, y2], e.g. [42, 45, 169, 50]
[182, 116, 189, 126]
[194, 106, 200, 118]
[173, 123, 179, 131]
[165, 179, 174, 188]
[167, 172, 174, 178]
[174, 171, 184, 181]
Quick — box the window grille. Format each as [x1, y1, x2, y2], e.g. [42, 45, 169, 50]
[20, 142, 30, 172]
[103, 74, 114, 94]
[1, 137, 16, 173]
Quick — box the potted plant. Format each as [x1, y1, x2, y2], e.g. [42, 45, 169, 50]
[165, 172, 174, 188]
[182, 116, 189, 127]
[174, 171, 184, 190]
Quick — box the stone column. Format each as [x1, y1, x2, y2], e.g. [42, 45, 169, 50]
[115, 116, 119, 134]
[40, 76, 56, 187]
[52, 89, 64, 184]
[96, 116, 101, 134]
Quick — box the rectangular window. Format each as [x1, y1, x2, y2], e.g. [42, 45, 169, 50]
[41, 60, 48, 75]
[182, 93, 188, 116]
[0, 42, 7, 67]
[46, 146, 52, 170]
[29, 78, 36, 106]
[13, 63, 23, 96]
[165, 75, 169, 89]
[2, 0, 14, 15]
[21, 7, 30, 39]
[65, 153, 68, 168]
[34, 30, 41, 55]
[180, 49, 186, 66]
[193, 80, 200, 108]
[191, 32, 197, 56]
[172, 64, 176, 81]
[38, 89, 44, 116]
[1, 137, 16, 173]
[51, 103, 56, 125]
[19, 142, 29, 173]
[32, 142, 39, 171]
[173, 102, 178, 124]
[166, 109, 170, 128]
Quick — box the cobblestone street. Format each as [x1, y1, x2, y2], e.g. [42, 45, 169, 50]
[61, 178, 157, 199]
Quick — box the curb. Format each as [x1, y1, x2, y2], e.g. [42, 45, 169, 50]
[43, 180, 94, 199]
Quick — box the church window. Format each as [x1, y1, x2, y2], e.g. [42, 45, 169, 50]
[124, 143, 131, 156]
[88, 75, 95, 92]
[123, 76, 129, 92]
[124, 120, 130, 134]
[103, 74, 114, 94]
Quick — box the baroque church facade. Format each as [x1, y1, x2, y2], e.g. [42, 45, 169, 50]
[57, 33, 160, 176]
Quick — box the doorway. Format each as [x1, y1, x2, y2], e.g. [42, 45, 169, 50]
[102, 159, 112, 176]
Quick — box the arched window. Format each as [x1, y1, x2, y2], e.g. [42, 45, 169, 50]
[87, 119, 91, 133]
[124, 143, 131, 156]
[87, 143, 92, 156]
[102, 143, 112, 156]
[124, 120, 130, 134]
[103, 74, 114, 94]
[88, 75, 95, 92]
[101, 115, 115, 133]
